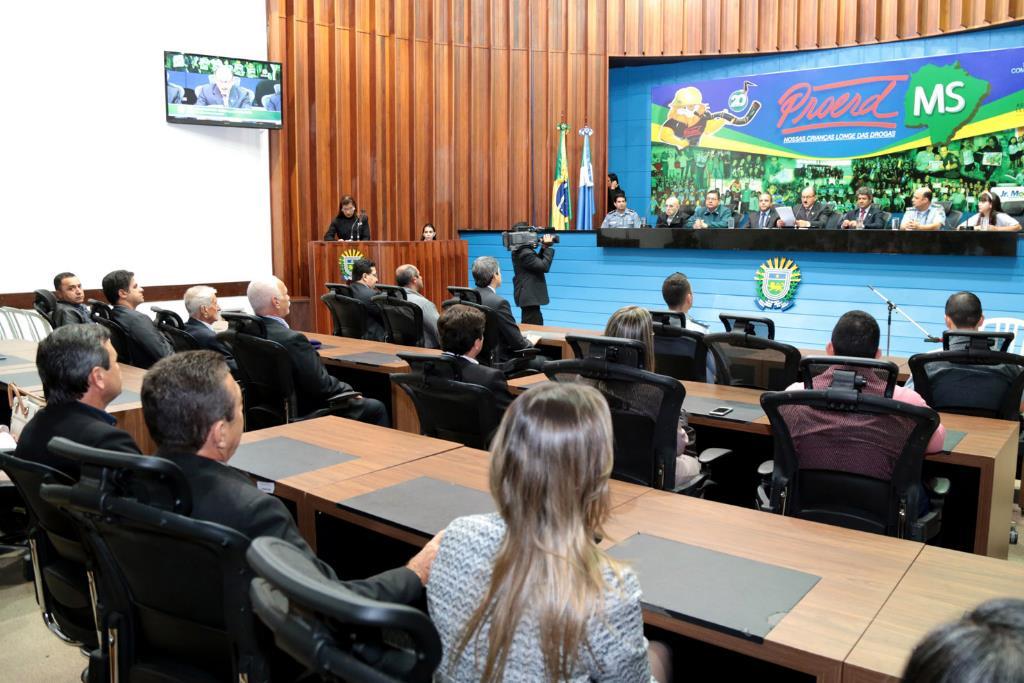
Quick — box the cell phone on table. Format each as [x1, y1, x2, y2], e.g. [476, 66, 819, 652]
[708, 406, 734, 417]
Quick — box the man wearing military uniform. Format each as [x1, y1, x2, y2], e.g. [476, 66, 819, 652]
[600, 194, 642, 228]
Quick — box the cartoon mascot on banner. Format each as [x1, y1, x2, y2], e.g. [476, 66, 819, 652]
[658, 80, 761, 150]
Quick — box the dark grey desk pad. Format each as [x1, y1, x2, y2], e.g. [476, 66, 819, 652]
[0, 355, 32, 368]
[942, 429, 966, 452]
[108, 390, 141, 409]
[337, 476, 495, 536]
[334, 351, 401, 366]
[685, 395, 765, 422]
[607, 533, 819, 642]
[232, 437, 358, 481]
[0, 370, 42, 388]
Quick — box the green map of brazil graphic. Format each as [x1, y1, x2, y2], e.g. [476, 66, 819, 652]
[903, 62, 990, 145]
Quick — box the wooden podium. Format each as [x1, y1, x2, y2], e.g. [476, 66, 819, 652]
[308, 240, 468, 334]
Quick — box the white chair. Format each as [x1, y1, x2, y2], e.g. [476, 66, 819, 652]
[0, 307, 52, 341]
[981, 317, 1024, 355]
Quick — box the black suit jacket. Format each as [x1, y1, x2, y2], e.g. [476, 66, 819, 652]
[324, 214, 371, 241]
[54, 301, 92, 326]
[511, 244, 554, 308]
[158, 449, 421, 604]
[747, 208, 782, 229]
[452, 356, 514, 410]
[14, 401, 140, 479]
[110, 306, 173, 369]
[261, 317, 354, 417]
[655, 212, 687, 228]
[185, 318, 237, 371]
[350, 282, 387, 341]
[474, 286, 530, 362]
[842, 204, 886, 229]
[792, 201, 831, 229]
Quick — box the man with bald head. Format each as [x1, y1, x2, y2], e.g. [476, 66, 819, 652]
[656, 196, 687, 228]
[792, 186, 830, 229]
[396, 264, 440, 348]
[196, 64, 253, 108]
[247, 277, 388, 425]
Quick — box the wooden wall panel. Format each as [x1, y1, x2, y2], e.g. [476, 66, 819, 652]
[267, 0, 1024, 297]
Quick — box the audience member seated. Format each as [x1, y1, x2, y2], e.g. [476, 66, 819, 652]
[655, 196, 686, 228]
[183, 285, 237, 371]
[437, 305, 514, 411]
[661, 272, 708, 333]
[427, 382, 669, 683]
[14, 325, 139, 478]
[686, 189, 731, 229]
[785, 310, 947, 456]
[397, 263, 440, 348]
[52, 272, 92, 325]
[349, 258, 387, 341]
[102, 269, 173, 368]
[471, 256, 535, 362]
[905, 290, 989, 389]
[902, 598, 1024, 683]
[603, 305, 701, 488]
[792, 186, 830, 229]
[840, 186, 886, 229]
[141, 351, 438, 602]
[247, 276, 389, 426]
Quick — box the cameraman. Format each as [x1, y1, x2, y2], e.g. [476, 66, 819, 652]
[510, 222, 556, 325]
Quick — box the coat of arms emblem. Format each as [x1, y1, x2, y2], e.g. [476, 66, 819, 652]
[338, 250, 366, 280]
[755, 257, 801, 310]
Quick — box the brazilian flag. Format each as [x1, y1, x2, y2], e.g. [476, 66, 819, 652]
[550, 122, 571, 230]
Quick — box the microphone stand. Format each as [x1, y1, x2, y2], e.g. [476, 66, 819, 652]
[351, 214, 363, 242]
[867, 285, 939, 356]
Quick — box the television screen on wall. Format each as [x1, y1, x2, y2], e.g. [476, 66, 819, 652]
[164, 51, 282, 129]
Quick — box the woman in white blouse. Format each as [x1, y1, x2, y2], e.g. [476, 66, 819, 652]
[957, 191, 1021, 231]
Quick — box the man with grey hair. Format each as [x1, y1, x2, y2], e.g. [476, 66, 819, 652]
[792, 186, 830, 229]
[246, 277, 388, 425]
[14, 325, 139, 478]
[395, 264, 440, 348]
[196, 63, 253, 108]
[184, 285, 236, 371]
[471, 256, 532, 363]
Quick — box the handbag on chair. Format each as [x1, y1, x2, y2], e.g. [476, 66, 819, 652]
[7, 383, 43, 441]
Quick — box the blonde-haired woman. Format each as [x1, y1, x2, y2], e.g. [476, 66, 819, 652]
[603, 305, 701, 488]
[427, 382, 669, 682]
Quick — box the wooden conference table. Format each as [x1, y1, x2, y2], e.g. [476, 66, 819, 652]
[230, 416, 1024, 683]
[0, 339, 156, 452]
[508, 372, 1018, 559]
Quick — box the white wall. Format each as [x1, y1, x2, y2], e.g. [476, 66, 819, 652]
[1, 1, 273, 294]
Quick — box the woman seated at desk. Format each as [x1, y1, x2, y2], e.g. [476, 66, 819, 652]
[427, 382, 669, 682]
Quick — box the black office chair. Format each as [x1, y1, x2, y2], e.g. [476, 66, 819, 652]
[909, 334, 1024, 420]
[221, 311, 267, 337]
[824, 212, 843, 230]
[879, 211, 892, 229]
[542, 357, 721, 493]
[0, 451, 100, 651]
[647, 311, 711, 382]
[799, 355, 899, 397]
[247, 536, 441, 683]
[445, 286, 481, 304]
[372, 294, 424, 347]
[392, 354, 503, 449]
[758, 364, 946, 541]
[440, 299, 540, 376]
[375, 284, 407, 300]
[151, 307, 200, 353]
[40, 438, 271, 683]
[320, 292, 370, 340]
[945, 209, 963, 231]
[718, 313, 775, 339]
[942, 329, 1014, 353]
[704, 331, 800, 390]
[89, 303, 135, 367]
[325, 282, 354, 297]
[33, 289, 58, 328]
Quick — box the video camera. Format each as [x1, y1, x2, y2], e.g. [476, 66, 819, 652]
[502, 224, 560, 251]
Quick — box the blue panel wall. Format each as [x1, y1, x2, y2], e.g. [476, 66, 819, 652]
[461, 231, 1024, 358]
[607, 24, 1024, 221]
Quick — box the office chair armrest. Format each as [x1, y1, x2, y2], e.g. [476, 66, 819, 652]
[910, 508, 943, 542]
[671, 472, 708, 496]
[757, 460, 774, 476]
[512, 347, 543, 358]
[925, 476, 950, 497]
[697, 448, 732, 464]
[326, 391, 361, 408]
